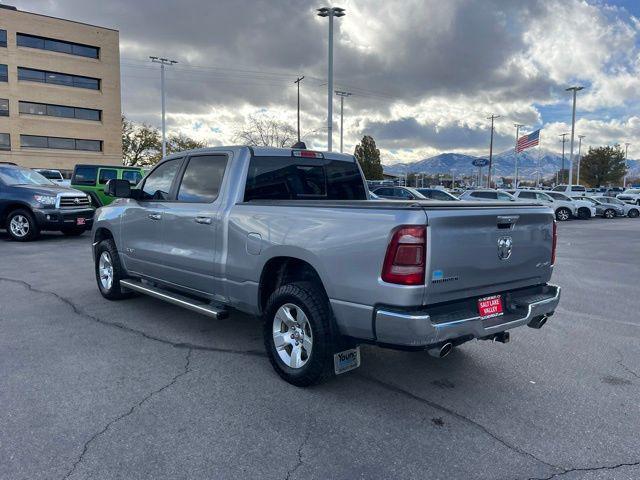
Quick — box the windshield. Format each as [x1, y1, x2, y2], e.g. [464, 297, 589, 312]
[0, 167, 55, 186]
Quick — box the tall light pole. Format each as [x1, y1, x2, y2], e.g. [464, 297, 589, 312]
[576, 135, 585, 185]
[294, 76, 305, 143]
[513, 123, 524, 188]
[559, 133, 569, 184]
[335, 90, 351, 153]
[487, 114, 500, 188]
[624, 142, 631, 188]
[317, 6, 345, 151]
[566, 86, 584, 186]
[150, 56, 178, 159]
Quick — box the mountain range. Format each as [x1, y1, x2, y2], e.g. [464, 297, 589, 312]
[383, 148, 640, 180]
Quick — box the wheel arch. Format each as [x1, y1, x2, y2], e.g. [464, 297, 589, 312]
[1, 202, 34, 227]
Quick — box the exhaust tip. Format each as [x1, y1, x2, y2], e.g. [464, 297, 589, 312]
[528, 315, 548, 329]
[428, 342, 453, 358]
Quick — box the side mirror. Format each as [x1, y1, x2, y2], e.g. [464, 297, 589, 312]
[105, 178, 131, 198]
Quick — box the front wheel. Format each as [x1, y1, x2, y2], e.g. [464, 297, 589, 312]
[263, 282, 336, 387]
[628, 208, 639, 218]
[577, 207, 591, 220]
[555, 208, 571, 221]
[603, 209, 616, 219]
[7, 209, 40, 241]
[94, 239, 134, 300]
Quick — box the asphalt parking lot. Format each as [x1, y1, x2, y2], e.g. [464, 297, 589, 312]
[1, 219, 639, 480]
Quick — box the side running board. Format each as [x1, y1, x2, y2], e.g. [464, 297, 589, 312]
[120, 279, 229, 319]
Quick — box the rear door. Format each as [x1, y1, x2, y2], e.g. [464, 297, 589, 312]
[121, 158, 183, 279]
[160, 154, 228, 295]
[424, 205, 554, 304]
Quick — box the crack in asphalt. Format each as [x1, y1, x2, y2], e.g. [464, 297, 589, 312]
[0, 277, 266, 358]
[614, 348, 640, 380]
[526, 461, 640, 480]
[284, 423, 312, 480]
[62, 348, 193, 480]
[357, 373, 563, 473]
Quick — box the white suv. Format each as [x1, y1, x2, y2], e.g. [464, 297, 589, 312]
[507, 189, 576, 221]
[551, 184, 588, 197]
[546, 191, 596, 220]
[617, 188, 640, 205]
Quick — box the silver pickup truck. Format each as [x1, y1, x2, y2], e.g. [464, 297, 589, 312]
[92, 146, 560, 386]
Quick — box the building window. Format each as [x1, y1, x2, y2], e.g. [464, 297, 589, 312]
[19, 101, 101, 121]
[17, 67, 100, 90]
[20, 135, 102, 152]
[0, 98, 8, 116]
[0, 29, 6, 48]
[0, 133, 10, 151]
[16, 33, 99, 59]
[0, 64, 7, 82]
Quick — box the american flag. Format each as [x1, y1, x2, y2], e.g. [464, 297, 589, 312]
[516, 129, 540, 152]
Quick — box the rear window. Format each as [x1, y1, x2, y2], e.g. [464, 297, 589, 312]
[72, 166, 97, 185]
[122, 170, 143, 185]
[244, 156, 366, 201]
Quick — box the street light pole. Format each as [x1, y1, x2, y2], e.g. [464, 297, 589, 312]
[335, 90, 351, 153]
[624, 142, 631, 188]
[513, 123, 524, 188]
[566, 86, 584, 186]
[150, 56, 178, 159]
[559, 133, 569, 184]
[317, 7, 345, 152]
[577, 135, 585, 185]
[487, 114, 500, 188]
[294, 76, 305, 143]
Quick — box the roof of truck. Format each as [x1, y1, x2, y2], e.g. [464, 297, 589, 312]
[161, 146, 356, 162]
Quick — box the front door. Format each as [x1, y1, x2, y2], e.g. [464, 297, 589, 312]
[121, 158, 183, 279]
[161, 154, 229, 295]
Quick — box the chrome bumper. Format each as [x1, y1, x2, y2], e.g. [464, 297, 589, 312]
[374, 284, 561, 347]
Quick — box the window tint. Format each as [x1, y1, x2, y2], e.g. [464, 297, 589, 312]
[374, 188, 391, 196]
[497, 192, 513, 201]
[98, 169, 117, 185]
[0, 64, 7, 82]
[73, 166, 97, 185]
[19, 101, 100, 120]
[20, 135, 102, 151]
[0, 133, 10, 151]
[552, 186, 565, 192]
[571, 186, 586, 192]
[19, 101, 47, 115]
[75, 139, 102, 151]
[177, 155, 227, 203]
[471, 191, 496, 199]
[48, 137, 75, 149]
[20, 135, 48, 148]
[17, 33, 99, 58]
[396, 188, 414, 199]
[431, 190, 454, 201]
[0, 29, 6, 48]
[0, 98, 7, 116]
[18, 67, 100, 90]
[141, 159, 181, 201]
[122, 170, 142, 185]
[244, 157, 366, 201]
[519, 191, 536, 199]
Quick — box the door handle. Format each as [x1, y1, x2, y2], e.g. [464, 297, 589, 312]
[148, 213, 162, 221]
[195, 216, 212, 225]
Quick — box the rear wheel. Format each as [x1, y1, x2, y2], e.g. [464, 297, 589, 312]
[94, 239, 133, 300]
[263, 281, 336, 387]
[628, 208, 639, 218]
[7, 209, 39, 241]
[603, 209, 616, 219]
[555, 208, 571, 221]
[577, 207, 591, 220]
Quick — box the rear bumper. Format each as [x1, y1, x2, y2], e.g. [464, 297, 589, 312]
[374, 283, 560, 348]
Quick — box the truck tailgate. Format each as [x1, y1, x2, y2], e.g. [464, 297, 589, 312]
[423, 204, 554, 305]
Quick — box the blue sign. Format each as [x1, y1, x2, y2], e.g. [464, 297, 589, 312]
[472, 158, 489, 167]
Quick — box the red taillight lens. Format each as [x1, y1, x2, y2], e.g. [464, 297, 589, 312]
[381, 226, 426, 285]
[551, 220, 557, 266]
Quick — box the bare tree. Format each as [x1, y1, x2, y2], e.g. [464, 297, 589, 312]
[122, 116, 161, 166]
[233, 115, 297, 148]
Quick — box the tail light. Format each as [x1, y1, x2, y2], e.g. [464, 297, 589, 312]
[381, 226, 426, 285]
[551, 220, 557, 266]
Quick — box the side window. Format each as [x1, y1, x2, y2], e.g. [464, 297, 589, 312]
[376, 188, 390, 196]
[141, 159, 181, 201]
[519, 191, 536, 199]
[472, 191, 495, 199]
[177, 155, 228, 203]
[571, 186, 585, 192]
[432, 190, 451, 200]
[497, 192, 513, 201]
[73, 166, 97, 185]
[122, 170, 142, 185]
[98, 169, 117, 184]
[536, 193, 551, 202]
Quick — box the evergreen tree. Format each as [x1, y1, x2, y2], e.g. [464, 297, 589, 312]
[354, 135, 384, 180]
[580, 145, 627, 187]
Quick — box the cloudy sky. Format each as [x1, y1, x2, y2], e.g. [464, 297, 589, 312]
[11, 0, 640, 164]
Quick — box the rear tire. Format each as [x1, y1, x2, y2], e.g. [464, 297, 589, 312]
[603, 209, 616, 219]
[577, 207, 591, 220]
[555, 208, 571, 221]
[6, 209, 40, 241]
[263, 281, 336, 387]
[94, 239, 134, 300]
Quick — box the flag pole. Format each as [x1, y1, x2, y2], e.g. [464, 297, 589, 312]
[537, 131, 542, 187]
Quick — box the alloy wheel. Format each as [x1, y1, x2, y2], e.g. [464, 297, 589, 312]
[98, 251, 114, 291]
[9, 215, 30, 238]
[272, 303, 313, 369]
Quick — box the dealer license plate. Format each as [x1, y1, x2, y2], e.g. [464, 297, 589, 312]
[477, 295, 504, 319]
[76, 218, 86, 226]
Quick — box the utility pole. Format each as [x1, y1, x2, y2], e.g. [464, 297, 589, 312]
[513, 123, 524, 188]
[487, 115, 500, 188]
[624, 142, 631, 188]
[317, 7, 345, 151]
[566, 86, 584, 186]
[150, 56, 178, 159]
[576, 135, 585, 185]
[294, 76, 305, 143]
[559, 133, 569, 184]
[335, 90, 351, 153]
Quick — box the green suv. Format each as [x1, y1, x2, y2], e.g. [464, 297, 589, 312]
[71, 164, 145, 206]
